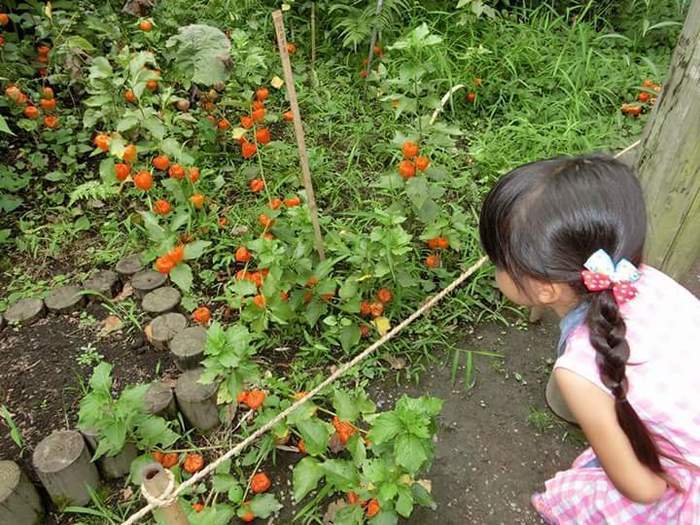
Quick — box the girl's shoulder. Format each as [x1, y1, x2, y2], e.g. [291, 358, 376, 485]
[555, 265, 700, 394]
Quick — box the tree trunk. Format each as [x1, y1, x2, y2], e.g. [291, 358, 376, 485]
[636, 0, 700, 280]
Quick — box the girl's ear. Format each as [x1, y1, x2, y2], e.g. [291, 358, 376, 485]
[535, 281, 580, 316]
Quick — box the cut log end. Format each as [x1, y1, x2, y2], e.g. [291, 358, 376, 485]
[142, 286, 181, 315]
[83, 270, 121, 300]
[44, 285, 85, 314]
[131, 270, 167, 298]
[170, 326, 207, 371]
[146, 312, 187, 351]
[144, 382, 177, 419]
[32, 430, 100, 507]
[4, 298, 45, 325]
[0, 460, 45, 525]
[115, 253, 145, 276]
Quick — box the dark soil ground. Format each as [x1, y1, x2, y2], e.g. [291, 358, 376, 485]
[1, 260, 697, 524]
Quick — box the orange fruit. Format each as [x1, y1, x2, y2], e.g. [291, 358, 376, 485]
[192, 306, 211, 325]
[124, 89, 137, 103]
[146, 79, 158, 91]
[153, 199, 171, 215]
[251, 108, 265, 123]
[123, 144, 137, 163]
[41, 86, 54, 99]
[250, 472, 271, 494]
[466, 91, 477, 103]
[217, 118, 230, 130]
[425, 254, 440, 268]
[402, 140, 419, 159]
[152, 155, 170, 171]
[255, 128, 271, 145]
[188, 167, 200, 183]
[249, 178, 264, 192]
[235, 246, 252, 263]
[40, 97, 56, 111]
[190, 193, 205, 209]
[415, 156, 430, 171]
[255, 87, 269, 101]
[240, 115, 254, 129]
[139, 20, 153, 31]
[376, 288, 392, 304]
[398, 160, 416, 179]
[269, 198, 282, 210]
[43, 115, 58, 128]
[168, 164, 185, 179]
[23, 106, 40, 119]
[287, 42, 297, 54]
[133, 170, 153, 191]
[241, 141, 257, 159]
[94, 133, 110, 152]
[282, 110, 294, 122]
[115, 163, 130, 181]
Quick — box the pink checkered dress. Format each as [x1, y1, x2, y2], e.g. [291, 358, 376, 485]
[532, 266, 700, 524]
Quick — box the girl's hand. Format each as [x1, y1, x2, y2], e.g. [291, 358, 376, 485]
[554, 368, 668, 504]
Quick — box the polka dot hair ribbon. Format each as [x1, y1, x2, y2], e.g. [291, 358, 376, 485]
[581, 249, 641, 305]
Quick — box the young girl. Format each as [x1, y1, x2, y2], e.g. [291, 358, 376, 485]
[478, 154, 700, 523]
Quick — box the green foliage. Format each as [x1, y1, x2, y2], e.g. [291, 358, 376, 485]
[166, 24, 232, 87]
[200, 322, 261, 404]
[77, 363, 179, 458]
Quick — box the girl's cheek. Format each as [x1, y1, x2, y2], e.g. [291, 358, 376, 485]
[495, 270, 531, 306]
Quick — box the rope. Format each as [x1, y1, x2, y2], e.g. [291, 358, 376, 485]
[121, 255, 488, 524]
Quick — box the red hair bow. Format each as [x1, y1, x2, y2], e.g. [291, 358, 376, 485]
[581, 249, 641, 305]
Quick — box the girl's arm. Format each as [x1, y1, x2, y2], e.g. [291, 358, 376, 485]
[554, 368, 668, 503]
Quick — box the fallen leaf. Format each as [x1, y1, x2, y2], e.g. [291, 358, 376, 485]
[120, 486, 134, 502]
[323, 499, 347, 524]
[98, 315, 123, 337]
[231, 127, 247, 140]
[384, 354, 406, 370]
[113, 282, 134, 302]
[271, 75, 284, 89]
[329, 432, 345, 454]
[416, 479, 432, 493]
[143, 323, 154, 343]
[372, 316, 391, 336]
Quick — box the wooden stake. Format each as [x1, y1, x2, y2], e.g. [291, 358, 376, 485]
[364, 0, 384, 77]
[142, 464, 190, 525]
[272, 10, 326, 260]
[310, 2, 317, 77]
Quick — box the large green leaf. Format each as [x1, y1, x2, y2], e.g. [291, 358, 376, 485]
[249, 494, 282, 518]
[292, 457, 324, 502]
[166, 25, 232, 86]
[394, 434, 428, 474]
[296, 418, 332, 456]
[367, 412, 402, 445]
[170, 263, 193, 292]
[0, 115, 14, 135]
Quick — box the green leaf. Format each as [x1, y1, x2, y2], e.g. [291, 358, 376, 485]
[136, 416, 179, 449]
[334, 505, 365, 525]
[170, 263, 193, 292]
[89, 362, 113, 393]
[395, 485, 414, 517]
[367, 412, 402, 445]
[249, 493, 282, 519]
[338, 277, 357, 299]
[378, 482, 398, 503]
[292, 457, 324, 502]
[339, 324, 361, 353]
[332, 389, 359, 422]
[346, 433, 366, 466]
[99, 158, 115, 183]
[320, 459, 358, 490]
[0, 115, 14, 135]
[65, 35, 95, 52]
[166, 25, 232, 86]
[140, 212, 166, 241]
[411, 482, 436, 509]
[296, 418, 332, 456]
[184, 240, 211, 260]
[129, 454, 155, 485]
[212, 473, 237, 493]
[89, 57, 113, 79]
[394, 434, 428, 474]
[369, 510, 399, 525]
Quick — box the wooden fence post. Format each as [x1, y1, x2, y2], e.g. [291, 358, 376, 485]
[636, 0, 700, 280]
[272, 9, 326, 260]
[142, 464, 190, 525]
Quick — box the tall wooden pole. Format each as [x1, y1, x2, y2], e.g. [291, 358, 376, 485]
[636, 0, 700, 280]
[272, 10, 326, 260]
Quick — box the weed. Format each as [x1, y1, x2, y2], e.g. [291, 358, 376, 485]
[76, 343, 104, 367]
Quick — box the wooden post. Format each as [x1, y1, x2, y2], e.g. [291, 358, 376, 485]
[636, 0, 700, 280]
[310, 2, 317, 77]
[174, 368, 221, 432]
[272, 9, 326, 260]
[141, 464, 190, 525]
[0, 461, 45, 525]
[364, 0, 384, 76]
[32, 430, 100, 507]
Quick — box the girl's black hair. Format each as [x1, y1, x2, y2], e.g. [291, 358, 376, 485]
[479, 154, 665, 477]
